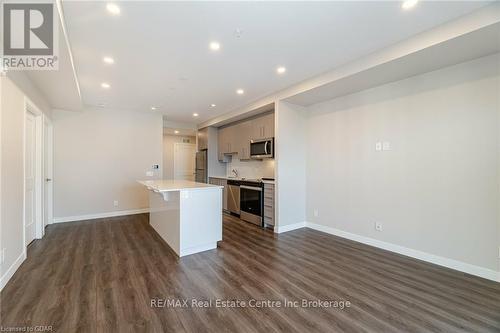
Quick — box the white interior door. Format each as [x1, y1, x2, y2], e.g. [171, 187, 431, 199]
[25, 112, 36, 245]
[174, 143, 196, 181]
[43, 119, 53, 229]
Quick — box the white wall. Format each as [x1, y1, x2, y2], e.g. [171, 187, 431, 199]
[305, 54, 500, 273]
[225, 158, 274, 179]
[6, 72, 52, 118]
[52, 108, 163, 220]
[163, 134, 196, 179]
[275, 101, 307, 231]
[0, 75, 51, 290]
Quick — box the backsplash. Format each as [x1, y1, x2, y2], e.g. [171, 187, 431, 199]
[226, 158, 275, 179]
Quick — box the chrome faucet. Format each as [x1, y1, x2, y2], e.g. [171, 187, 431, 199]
[231, 169, 239, 178]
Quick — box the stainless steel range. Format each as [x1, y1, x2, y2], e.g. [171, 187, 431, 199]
[239, 180, 263, 226]
[226, 179, 264, 226]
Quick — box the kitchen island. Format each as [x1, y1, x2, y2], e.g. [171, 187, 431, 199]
[138, 180, 223, 257]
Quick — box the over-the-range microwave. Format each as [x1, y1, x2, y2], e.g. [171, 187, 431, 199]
[250, 138, 274, 159]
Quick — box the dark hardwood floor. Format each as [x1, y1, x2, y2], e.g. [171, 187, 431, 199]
[1, 213, 499, 332]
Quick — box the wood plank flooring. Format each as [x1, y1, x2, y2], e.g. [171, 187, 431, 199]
[1, 213, 499, 332]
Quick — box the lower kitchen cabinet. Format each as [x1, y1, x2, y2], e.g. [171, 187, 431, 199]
[263, 183, 275, 227]
[209, 177, 228, 211]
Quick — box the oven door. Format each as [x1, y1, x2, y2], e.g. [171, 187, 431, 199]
[240, 185, 263, 226]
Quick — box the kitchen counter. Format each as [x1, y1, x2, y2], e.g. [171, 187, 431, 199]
[209, 176, 253, 181]
[139, 179, 222, 192]
[138, 179, 223, 257]
[210, 176, 275, 184]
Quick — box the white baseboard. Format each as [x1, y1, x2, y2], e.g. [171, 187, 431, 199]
[0, 251, 26, 291]
[274, 221, 307, 234]
[306, 222, 500, 283]
[53, 208, 149, 223]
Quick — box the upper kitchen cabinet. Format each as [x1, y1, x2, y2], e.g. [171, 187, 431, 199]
[251, 113, 275, 140]
[217, 111, 275, 162]
[236, 120, 252, 160]
[225, 125, 238, 154]
[218, 126, 228, 160]
[218, 125, 237, 160]
[197, 127, 208, 151]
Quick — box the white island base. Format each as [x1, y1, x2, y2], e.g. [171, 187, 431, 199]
[140, 180, 223, 257]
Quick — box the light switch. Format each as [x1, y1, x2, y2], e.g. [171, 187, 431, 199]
[375, 142, 382, 151]
[383, 141, 391, 151]
[146, 171, 154, 177]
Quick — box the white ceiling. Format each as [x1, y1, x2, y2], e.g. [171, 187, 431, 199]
[26, 21, 82, 112]
[53, 1, 490, 123]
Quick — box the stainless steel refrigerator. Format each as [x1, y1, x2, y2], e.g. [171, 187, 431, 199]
[195, 150, 207, 183]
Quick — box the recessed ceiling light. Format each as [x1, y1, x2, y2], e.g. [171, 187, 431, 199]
[106, 3, 121, 15]
[151, 106, 157, 111]
[103, 56, 114, 64]
[276, 66, 286, 74]
[401, 0, 418, 10]
[193, 113, 199, 117]
[101, 82, 110, 89]
[174, 130, 179, 134]
[210, 104, 216, 108]
[209, 42, 221, 51]
[236, 89, 244, 95]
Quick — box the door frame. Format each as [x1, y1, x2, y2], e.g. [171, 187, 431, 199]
[24, 97, 44, 246]
[43, 117, 53, 229]
[173, 142, 196, 180]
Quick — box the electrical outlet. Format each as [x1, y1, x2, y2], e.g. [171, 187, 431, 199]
[152, 164, 159, 170]
[375, 222, 383, 232]
[383, 141, 392, 151]
[375, 142, 382, 151]
[313, 209, 319, 217]
[113, 200, 119, 207]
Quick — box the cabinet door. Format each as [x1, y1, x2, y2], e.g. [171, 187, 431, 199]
[231, 122, 243, 154]
[225, 125, 237, 153]
[218, 127, 227, 154]
[237, 120, 251, 160]
[197, 128, 208, 150]
[250, 117, 264, 140]
[261, 113, 275, 138]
